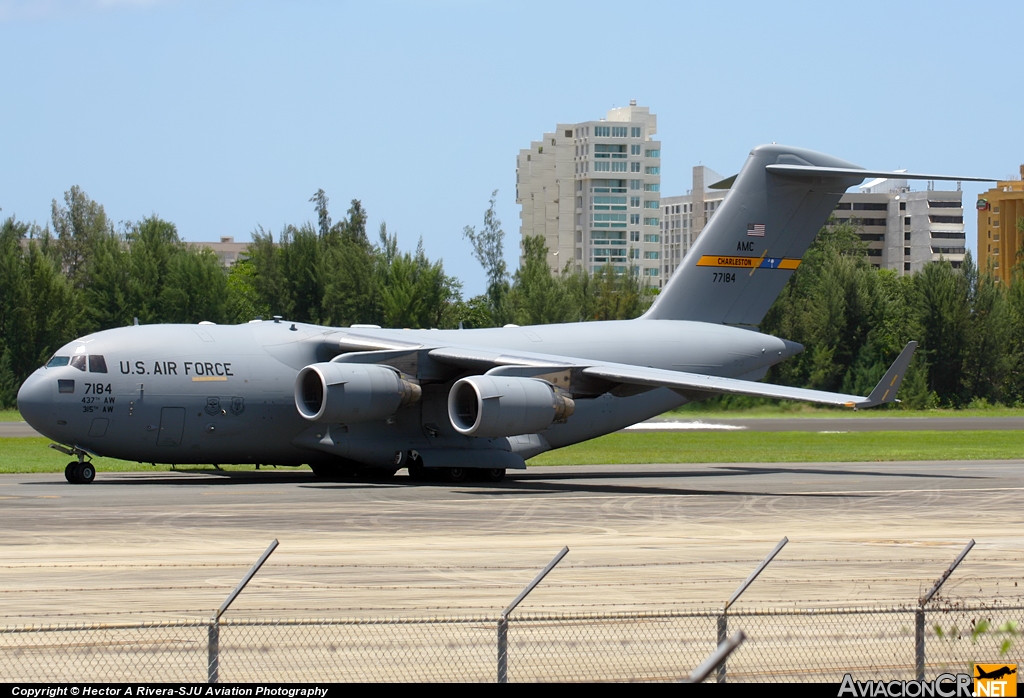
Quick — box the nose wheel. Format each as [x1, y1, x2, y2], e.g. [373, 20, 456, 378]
[64, 460, 96, 484]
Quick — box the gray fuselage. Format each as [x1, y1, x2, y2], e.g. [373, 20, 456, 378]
[17, 318, 797, 468]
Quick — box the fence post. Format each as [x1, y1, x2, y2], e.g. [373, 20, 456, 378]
[717, 537, 787, 683]
[915, 540, 974, 681]
[497, 617, 508, 683]
[685, 631, 747, 683]
[207, 620, 219, 683]
[208, 539, 279, 684]
[497, 546, 569, 684]
[716, 615, 727, 682]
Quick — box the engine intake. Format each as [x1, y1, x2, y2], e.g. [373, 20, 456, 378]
[295, 362, 421, 423]
[448, 375, 574, 438]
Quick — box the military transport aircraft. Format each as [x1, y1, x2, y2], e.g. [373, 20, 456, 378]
[17, 144, 990, 483]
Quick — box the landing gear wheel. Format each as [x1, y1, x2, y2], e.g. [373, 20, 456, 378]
[65, 462, 76, 483]
[309, 463, 333, 479]
[73, 462, 95, 484]
[484, 468, 506, 482]
[445, 467, 467, 483]
[407, 463, 428, 481]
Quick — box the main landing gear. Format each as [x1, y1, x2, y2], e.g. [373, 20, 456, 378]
[405, 452, 506, 483]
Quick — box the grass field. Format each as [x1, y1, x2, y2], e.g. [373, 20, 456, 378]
[527, 430, 1024, 465]
[0, 438, 264, 474]
[670, 403, 1024, 418]
[2, 431, 1022, 474]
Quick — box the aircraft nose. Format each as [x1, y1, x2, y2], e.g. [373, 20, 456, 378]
[17, 372, 53, 434]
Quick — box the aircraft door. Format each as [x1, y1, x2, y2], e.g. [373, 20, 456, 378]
[156, 407, 186, 446]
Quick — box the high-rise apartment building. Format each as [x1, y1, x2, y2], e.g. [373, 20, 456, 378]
[977, 165, 1024, 285]
[516, 102, 663, 282]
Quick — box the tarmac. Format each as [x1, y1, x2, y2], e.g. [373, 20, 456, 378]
[3, 459, 1023, 626]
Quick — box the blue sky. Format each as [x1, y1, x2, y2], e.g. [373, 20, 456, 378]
[2, 0, 1021, 296]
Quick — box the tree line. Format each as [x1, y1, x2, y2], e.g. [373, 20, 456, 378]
[2, 186, 1022, 410]
[759, 224, 1024, 409]
[0, 187, 648, 407]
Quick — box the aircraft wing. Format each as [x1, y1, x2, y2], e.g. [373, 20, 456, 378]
[425, 340, 918, 410]
[581, 340, 916, 408]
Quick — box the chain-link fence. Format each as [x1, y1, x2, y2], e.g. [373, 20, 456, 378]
[2, 605, 1020, 682]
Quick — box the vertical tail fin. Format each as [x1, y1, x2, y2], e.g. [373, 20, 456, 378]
[644, 144, 865, 325]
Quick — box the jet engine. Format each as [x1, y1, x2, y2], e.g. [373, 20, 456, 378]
[295, 362, 421, 423]
[447, 375, 575, 438]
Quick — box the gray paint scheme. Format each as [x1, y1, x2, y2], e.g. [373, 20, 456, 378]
[18, 144, 964, 480]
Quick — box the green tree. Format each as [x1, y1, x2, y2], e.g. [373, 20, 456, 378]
[125, 216, 184, 323]
[1003, 269, 1024, 403]
[0, 217, 81, 405]
[80, 229, 131, 332]
[463, 191, 510, 324]
[50, 186, 113, 286]
[242, 226, 287, 317]
[508, 235, 575, 325]
[225, 258, 270, 323]
[310, 189, 332, 239]
[913, 259, 971, 405]
[375, 226, 461, 328]
[341, 199, 369, 245]
[276, 223, 323, 323]
[587, 264, 650, 321]
[442, 294, 495, 329]
[764, 223, 875, 392]
[960, 252, 1011, 403]
[320, 221, 378, 327]
[0, 218, 34, 393]
[160, 248, 229, 324]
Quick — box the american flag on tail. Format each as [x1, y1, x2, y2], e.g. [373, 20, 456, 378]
[747, 223, 765, 237]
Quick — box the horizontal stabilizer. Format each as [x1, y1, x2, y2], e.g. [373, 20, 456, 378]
[766, 164, 994, 183]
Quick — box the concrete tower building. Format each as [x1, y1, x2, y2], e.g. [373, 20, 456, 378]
[516, 102, 663, 283]
[659, 165, 729, 279]
[830, 178, 965, 274]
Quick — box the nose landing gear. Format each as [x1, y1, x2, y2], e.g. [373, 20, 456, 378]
[51, 444, 95, 484]
[64, 461, 95, 484]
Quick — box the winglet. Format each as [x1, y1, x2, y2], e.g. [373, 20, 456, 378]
[861, 341, 918, 408]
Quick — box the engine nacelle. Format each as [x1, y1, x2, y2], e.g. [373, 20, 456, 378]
[448, 375, 575, 438]
[295, 362, 421, 423]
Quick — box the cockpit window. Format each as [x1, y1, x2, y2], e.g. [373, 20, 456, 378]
[46, 356, 70, 368]
[89, 355, 108, 373]
[70, 355, 87, 371]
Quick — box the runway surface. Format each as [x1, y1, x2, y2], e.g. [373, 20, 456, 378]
[628, 416, 1024, 431]
[0, 422, 42, 437]
[3, 460, 1023, 626]
[4, 416, 1023, 438]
